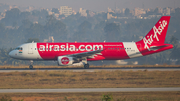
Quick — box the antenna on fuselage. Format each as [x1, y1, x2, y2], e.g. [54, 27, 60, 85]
[51, 36, 54, 43]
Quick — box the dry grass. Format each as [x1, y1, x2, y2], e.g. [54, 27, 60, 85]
[0, 70, 179, 89]
[0, 65, 180, 69]
[0, 92, 180, 101]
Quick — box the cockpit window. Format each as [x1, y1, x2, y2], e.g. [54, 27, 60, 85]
[15, 47, 23, 50]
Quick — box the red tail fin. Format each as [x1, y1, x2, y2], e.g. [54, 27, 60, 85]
[137, 16, 171, 50]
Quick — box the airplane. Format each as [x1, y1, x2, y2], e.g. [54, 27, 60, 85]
[9, 16, 173, 69]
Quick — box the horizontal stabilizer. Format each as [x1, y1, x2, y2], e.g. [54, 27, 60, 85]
[149, 45, 170, 51]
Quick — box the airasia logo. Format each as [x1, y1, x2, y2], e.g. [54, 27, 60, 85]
[38, 43, 103, 52]
[143, 20, 167, 51]
[61, 57, 69, 65]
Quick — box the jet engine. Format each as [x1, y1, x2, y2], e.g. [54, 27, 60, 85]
[57, 56, 79, 66]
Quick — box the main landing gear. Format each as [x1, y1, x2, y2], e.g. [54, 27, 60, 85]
[29, 60, 33, 69]
[84, 63, 89, 69]
[82, 58, 89, 69]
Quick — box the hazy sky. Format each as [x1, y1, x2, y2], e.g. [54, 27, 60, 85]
[1, 0, 180, 11]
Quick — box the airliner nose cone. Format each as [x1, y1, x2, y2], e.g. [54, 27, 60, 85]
[9, 51, 14, 58]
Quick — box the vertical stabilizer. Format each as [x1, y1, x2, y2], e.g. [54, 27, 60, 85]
[136, 16, 171, 51]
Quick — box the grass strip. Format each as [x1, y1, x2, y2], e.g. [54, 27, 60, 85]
[0, 92, 180, 101]
[0, 70, 179, 89]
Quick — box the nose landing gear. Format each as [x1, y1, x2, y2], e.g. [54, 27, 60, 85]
[29, 60, 33, 69]
[29, 65, 33, 69]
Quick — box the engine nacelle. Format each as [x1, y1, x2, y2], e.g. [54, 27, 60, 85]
[57, 56, 74, 66]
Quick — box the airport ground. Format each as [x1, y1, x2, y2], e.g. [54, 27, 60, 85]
[1, 65, 180, 69]
[0, 92, 180, 101]
[0, 65, 180, 101]
[0, 70, 180, 88]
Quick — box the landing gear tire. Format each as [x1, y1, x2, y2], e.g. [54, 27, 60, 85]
[29, 60, 33, 69]
[84, 63, 89, 69]
[29, 65, 33, 69]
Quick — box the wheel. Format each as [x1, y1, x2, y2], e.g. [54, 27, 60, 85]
[29, 65, 33, 69]
[84, 63, 89, 69]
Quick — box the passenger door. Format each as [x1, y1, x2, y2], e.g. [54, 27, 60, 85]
[28, 44, 33, 54]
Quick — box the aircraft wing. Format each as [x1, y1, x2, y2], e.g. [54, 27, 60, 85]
[66, 50, 103, 59]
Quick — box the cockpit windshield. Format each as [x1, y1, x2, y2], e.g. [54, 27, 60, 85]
[15, 47, 23, 50]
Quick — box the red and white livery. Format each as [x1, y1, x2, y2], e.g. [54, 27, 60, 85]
[9, 16, 173, 69]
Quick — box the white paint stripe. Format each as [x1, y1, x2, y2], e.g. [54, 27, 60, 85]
[0, 88, 180, 93]
[123, 42, 143, 58]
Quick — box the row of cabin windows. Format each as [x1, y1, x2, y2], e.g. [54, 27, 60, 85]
[35, 48, 132, 51]
[107, 48, 131, 50]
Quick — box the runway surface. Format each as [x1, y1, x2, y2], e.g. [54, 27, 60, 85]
[0, 88, 180, 93]
[0, 67, 180, 72]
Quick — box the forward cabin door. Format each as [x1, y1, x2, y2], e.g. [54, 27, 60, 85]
[28, 44, 33, 54]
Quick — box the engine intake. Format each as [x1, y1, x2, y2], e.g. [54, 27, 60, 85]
[57, 56, 79, 66]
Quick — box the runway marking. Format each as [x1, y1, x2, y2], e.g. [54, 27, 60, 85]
[0, 88, 180, 93]
[0, 67, 180, 72]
